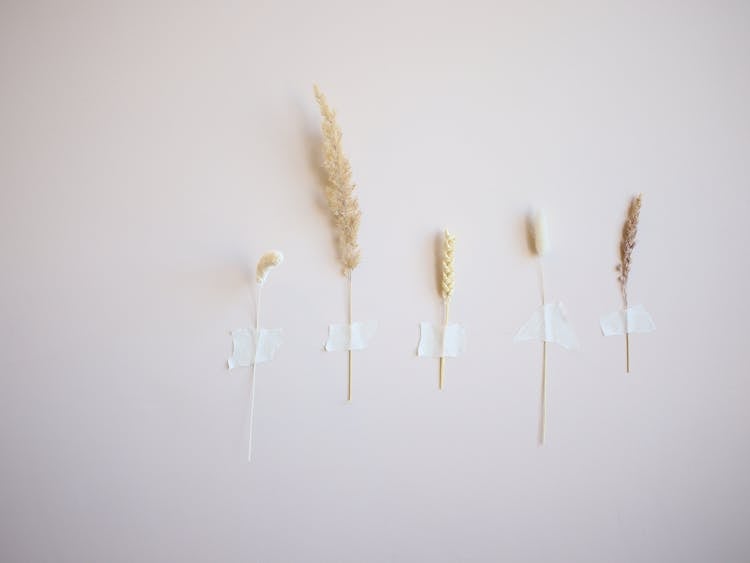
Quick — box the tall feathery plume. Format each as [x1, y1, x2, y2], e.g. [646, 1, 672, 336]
[249, 250, 283, 460]
[616, 194, 643, 373]
[530, 210, 550, 444]
[439, 230, 455, 389]
[314, 85, 361, 401]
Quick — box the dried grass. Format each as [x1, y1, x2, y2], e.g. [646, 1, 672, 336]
[256, 251, 284, 285]
[314, 85, 361, 273]
[530, 210, 550, 257]
[617, 194, 643, 306]
[441, 230, 455, 302]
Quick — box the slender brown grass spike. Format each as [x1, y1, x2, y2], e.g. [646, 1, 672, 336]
[314, 85, 361, 400]
[617, 194, 642, 308]
[616, 194, 643, 372]
[439, 230, 455, 389]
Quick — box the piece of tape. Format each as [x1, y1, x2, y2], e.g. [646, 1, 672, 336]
[228, 328, 283, 369]
[514, 302, 579, 350]
[324, 321, 378, 352]
[417, 322, 466, 358]
[600, 305, 655, 336]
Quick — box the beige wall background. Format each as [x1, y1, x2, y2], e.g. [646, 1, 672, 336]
[2, 1, 749, 562]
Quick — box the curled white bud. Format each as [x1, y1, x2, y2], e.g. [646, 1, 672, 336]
[531, 209, 550, 257]
[256, 251, 284, 285]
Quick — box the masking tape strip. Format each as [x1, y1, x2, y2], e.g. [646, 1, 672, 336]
[228, 328, 283, 369]
[600, 305, 655, 336]
[514, 302, 579, 350]
[417, 322, 466, 358]
[324, 321, 378, 352]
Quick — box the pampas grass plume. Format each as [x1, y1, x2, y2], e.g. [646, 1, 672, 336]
[313, 85, 361, 273]
[256, 251, 284, 285]
[617, 194, 642, 306]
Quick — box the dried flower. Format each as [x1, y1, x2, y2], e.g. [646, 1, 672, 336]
[530, 209, 550, 257]
[314, 85, 361, 273]
[441, 230, 455, 301]
[617, 194, 642, 306]
[256, 251, 284, 285]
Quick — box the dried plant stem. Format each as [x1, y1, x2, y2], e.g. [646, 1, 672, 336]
[539, 341, 547, 445]
[618, 194, 642, 373]
[347, 270, 353, 402]
[439, 230, 455, 390]
[248, 285, 263, 460]
[439, 300, 450, 390]
[315, 87, 363, 397]
[624, 287, 630, 375]
[539, 259, 546, 304]
[625, 333, 630, 374]
[539, 259, 547, 446]
[624, 296, 630, 374]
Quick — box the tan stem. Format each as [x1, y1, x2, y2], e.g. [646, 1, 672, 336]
[347, 270, 353, 402]
[625, 333, 630, 374]
[439, 300, 450, 389]
[623, 295, 630, 373]
[539, 341, 547, 446]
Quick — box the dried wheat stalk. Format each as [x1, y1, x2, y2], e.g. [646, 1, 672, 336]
[441, 230, 455, 302]
[439, 230, 455, 389]
[314, 85, 361, 401]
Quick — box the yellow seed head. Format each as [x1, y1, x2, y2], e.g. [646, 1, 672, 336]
[441, 229, 455, 301]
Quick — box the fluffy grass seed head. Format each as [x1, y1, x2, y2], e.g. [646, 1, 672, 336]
[617, 193, 643, 305]
[530, 209, 550, 257]
[441, 229, 455, 302]
[314, 85, 361, 274]
[256, 250, 284, 285]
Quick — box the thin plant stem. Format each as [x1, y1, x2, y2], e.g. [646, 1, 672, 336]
[624, 296, 630, 374]
[539, 258, 547, 445]
[347, 270, 353, 402]
[439, 300, 450, 389]
[248, 284, 262, 461]
[540, 341, 547, 445]
[625, 333, 630, 373]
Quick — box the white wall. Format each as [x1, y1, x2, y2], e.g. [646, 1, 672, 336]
[1, 1, 749, 562]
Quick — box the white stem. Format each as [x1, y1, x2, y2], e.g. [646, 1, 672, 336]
[539, 342, 548, 445]
[539, 258, 546, 305]
[539, 258, 547, 446]
[248, 284, 262, 461]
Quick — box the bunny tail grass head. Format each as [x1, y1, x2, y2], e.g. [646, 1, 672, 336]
[528, 209, 550, 257]
[256, 251, 284, 285]
[314, 85, 361, 274]
[617, 193, 643, 305]
[441, 229, 455, 302]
